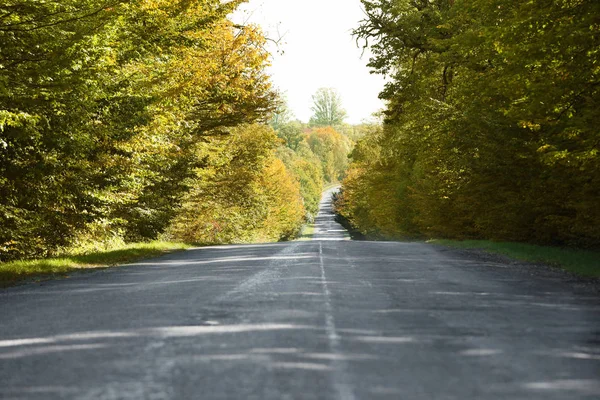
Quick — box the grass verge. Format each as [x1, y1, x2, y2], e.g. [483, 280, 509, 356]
[297, 224, 315, 241]
[429, 239, 600, 278]
[0, 241, 191, 287]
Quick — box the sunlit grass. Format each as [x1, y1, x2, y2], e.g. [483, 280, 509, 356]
[0, 241, 191, 287]
[297, 224, 315, 241]
[430, 239, 600, 278]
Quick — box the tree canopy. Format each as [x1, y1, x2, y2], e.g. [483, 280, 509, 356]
[167, 124, 305, 244]
[0, 0, 287, 260]
[338, 0, 600, 248]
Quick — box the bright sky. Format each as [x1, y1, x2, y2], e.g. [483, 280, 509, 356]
[232, 0, 386, 124]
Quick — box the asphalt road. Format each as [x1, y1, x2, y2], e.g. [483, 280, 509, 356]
[1, 189, 599, 399]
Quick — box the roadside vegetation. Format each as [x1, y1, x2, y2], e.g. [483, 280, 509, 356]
[0, 0, 360, 271]
[7, 0, 596, 284]
[297, 224, 316, 241]
[1, 0, 277, 262]
[430, 240, 600, 278]
[336, 1, 600, 258]
[0, 241, 191, 287]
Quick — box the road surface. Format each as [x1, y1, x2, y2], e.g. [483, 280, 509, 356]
[1, 189, 599, 399]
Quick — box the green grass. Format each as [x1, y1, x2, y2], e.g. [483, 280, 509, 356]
[429, 239, 600, 278]
[0, 241, 191, 287]
[297, 223, 316, 241]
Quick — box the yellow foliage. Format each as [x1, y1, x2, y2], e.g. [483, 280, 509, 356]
[166, 124, 305, 244]
[258, 158, 305, 241]
[304, 127, 353, 183]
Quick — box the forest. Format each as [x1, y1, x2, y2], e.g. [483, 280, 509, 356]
[2, 0, 599, 266]
[0, 0, 355, 262]
[336, 0, 600, 249]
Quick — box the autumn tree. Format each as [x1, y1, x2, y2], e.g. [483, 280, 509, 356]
[305, 127, 353, 183]
[276, 145, 324, 220]
[167, 124, 305, 244]
[339, 0, 600, 247]
[0, 0, 277, 260]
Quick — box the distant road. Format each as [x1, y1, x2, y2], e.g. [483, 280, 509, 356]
[1, 189, 599, 399]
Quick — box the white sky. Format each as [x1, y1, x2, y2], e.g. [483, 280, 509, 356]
[232, 0, 386, 124]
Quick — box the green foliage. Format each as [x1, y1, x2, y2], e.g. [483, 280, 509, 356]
[166, 124, 305, 244]
[309, 88, 347, 127]
[338, 122, 382, 142]
[270, 96, 328, 219]
[305, 127, 353, 183]
[269, 95, 357, 217]
[276, 146, 324, 219]
[275, 120, 305, 151]
[0, 241, 191, 287]
[340, 0, 600, 248]
[431, 240, 600, 278]
[0, 0, 277, 261]
[270, 94, 295, 131]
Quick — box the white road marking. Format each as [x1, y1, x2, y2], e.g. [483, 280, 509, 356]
[319, 242, 356, 400]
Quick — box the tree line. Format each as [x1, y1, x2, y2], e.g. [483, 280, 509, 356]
[271, 90, 360, 219]
[0, 0, 356, 261]
[337, 0, 600, 248]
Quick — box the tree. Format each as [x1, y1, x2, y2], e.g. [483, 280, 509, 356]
[275, 121, 304, 151]
[309, 88, 347, 127]
[167, 124, 305, 244]
[270, 94, 295, 132]
[340, 0, 600, 247]
[269, 95, 303, 150]
[0, 0, 277, 260]
[305, 127, 352, 183]
[276, 145, 324, 219]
